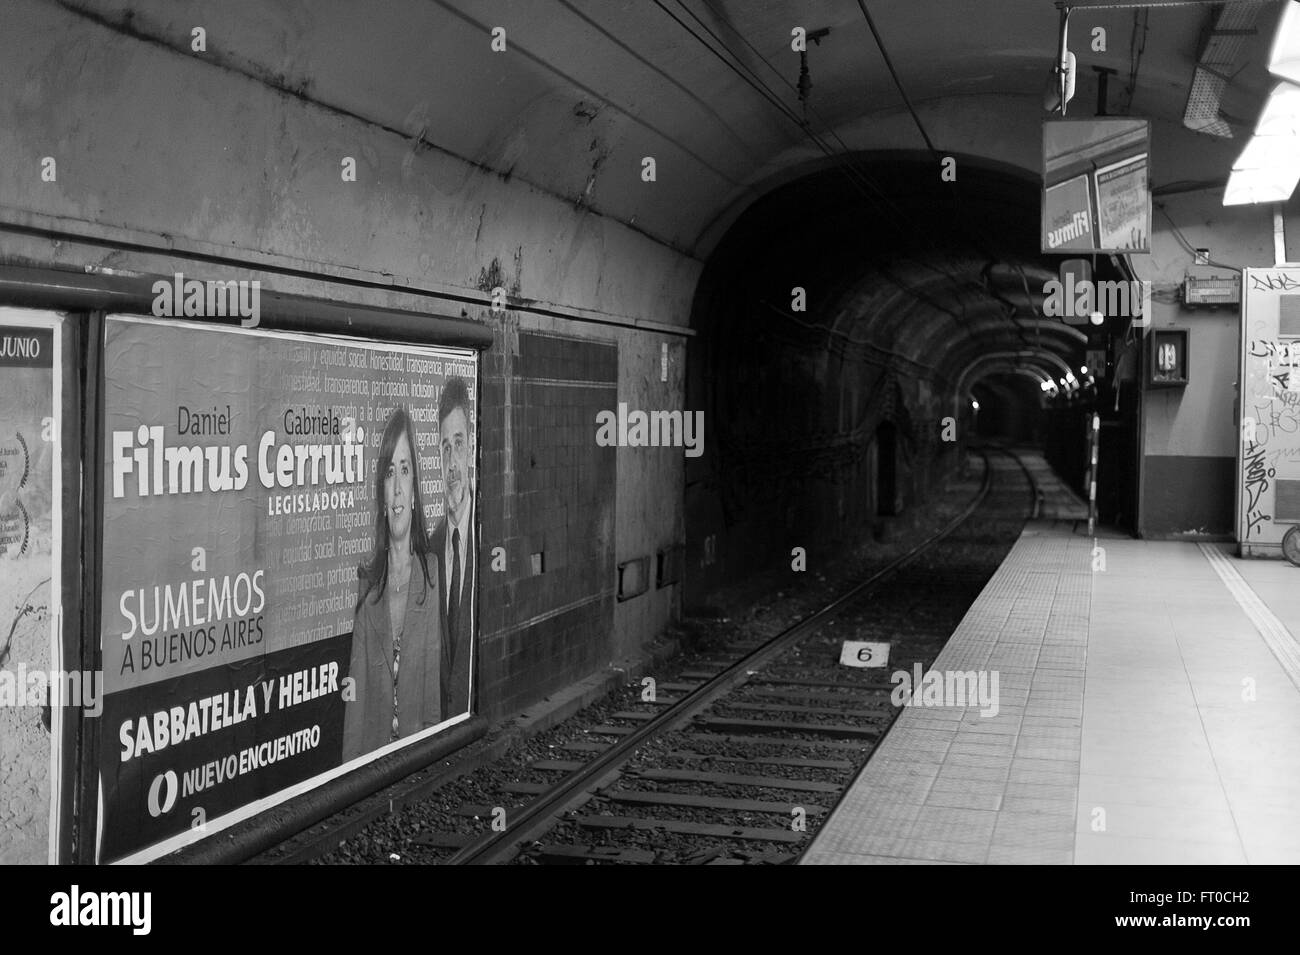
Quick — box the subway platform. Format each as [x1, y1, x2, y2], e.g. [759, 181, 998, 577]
[802, 494, 1300, 865]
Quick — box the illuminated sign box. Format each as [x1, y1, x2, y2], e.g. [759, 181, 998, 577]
[1043, 119, 1152, 254]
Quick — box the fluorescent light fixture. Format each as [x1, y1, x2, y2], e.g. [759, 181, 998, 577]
[1256, 82, 1300, 137]
[1234, 133, 1300, 170]
[1224, 165, 1300, 205]
[1269, 0, 1300, 85]
[1223, 105, 1300, 206]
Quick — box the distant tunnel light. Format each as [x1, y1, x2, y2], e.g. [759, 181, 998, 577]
[1269, 0, 1300, 85]
[1080, 365, 1089, 375]
[971, 399, 980, 411]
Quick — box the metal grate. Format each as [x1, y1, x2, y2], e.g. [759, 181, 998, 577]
[1183, 1, 1267, 137]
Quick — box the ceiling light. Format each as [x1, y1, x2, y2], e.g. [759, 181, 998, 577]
[1269, 0, 1300, 85]
[1234, 133, 1300, 170]
[1256, 82, 1300, 137]
[1223, 114, 1300, 206]
[1224, 166, 1300, 205]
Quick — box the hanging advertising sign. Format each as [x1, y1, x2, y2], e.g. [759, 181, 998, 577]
[1237, 267, 1300, 556]
[97, 315, 478, 862]
[0, 308, 64, 864]
[1042, 118, 1151, 254]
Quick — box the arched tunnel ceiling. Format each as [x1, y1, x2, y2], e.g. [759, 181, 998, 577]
[691, 156, 1088, 402]
[18, 0, 1286, 380]
[45, 0, 1288, 259]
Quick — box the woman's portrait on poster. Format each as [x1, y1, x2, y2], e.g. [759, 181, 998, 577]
[342, 405, 444, 763]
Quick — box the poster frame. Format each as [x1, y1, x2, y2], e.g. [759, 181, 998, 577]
[0, 307, 80, 864]
[91, 312, 484, 864]
[0, 264, 493, 863]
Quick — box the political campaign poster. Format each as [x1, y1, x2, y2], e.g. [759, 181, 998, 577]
[1095, 154, 1150, 251]
[0, 308, 63, 865]
[97, 315, 478, 863]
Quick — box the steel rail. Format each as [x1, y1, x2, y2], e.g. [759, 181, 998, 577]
[443, 448, 1003, 865]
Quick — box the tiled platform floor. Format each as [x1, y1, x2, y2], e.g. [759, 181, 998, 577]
[801, 518, 1300, 865]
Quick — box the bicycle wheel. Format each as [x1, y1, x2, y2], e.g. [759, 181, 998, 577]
[1283, 526, 1300, 567]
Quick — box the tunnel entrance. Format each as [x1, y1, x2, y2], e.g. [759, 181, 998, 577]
[684, 153, 1103, 609]
[875, 421, 899, 517]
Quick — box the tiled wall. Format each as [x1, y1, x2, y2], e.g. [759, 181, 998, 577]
[476, 325, 619, 718]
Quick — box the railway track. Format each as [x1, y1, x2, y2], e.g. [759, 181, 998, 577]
[411, 445, 1040, 865]
[258, 445, 1040, 865]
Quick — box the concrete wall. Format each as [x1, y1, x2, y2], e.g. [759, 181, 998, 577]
[0, 0, 694, 724]
[612, 331, 687, 663]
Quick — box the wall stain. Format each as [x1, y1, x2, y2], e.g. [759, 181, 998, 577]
[475, 252, 522, 297]
[573, 100, 602, 122]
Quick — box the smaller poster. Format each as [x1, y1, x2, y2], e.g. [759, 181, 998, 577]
[0, 308, 63, 864]
[1095, 154, 1150, 251]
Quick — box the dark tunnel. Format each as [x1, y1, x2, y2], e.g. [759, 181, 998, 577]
[683, 154, 1112, 607]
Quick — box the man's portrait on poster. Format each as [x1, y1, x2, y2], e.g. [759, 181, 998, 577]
[432, 376, 475, 720]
